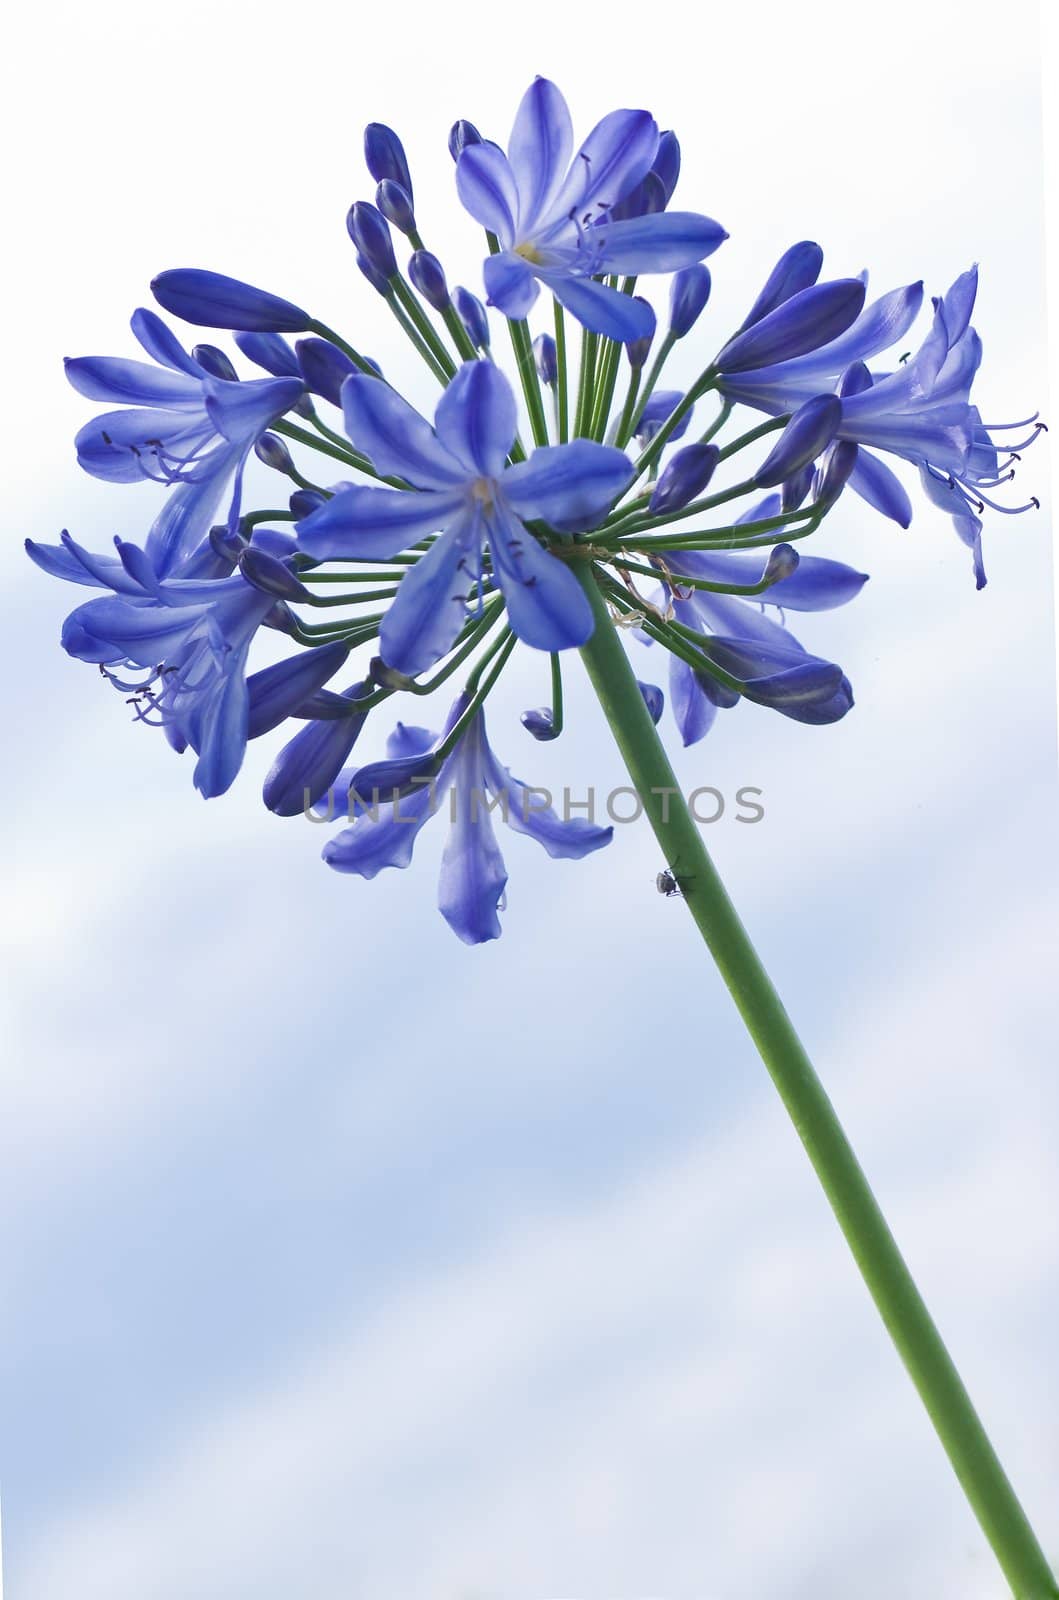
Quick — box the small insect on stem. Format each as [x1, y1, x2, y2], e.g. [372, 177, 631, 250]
[656, 868, 683, 897]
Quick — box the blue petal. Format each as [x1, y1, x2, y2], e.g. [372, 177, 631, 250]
[849, 448, 913, 527]
[455, 143, 520, 246]
[755, 395, 842, 487]
[938, 266, 978, 345]
[65, 355, 200, 407]
[502, 440, 632, 531]
[145, 459, 237, 578]
[25, 531, 142, 593]
[508, 77, 573, 236]
[323, 783, 438, 876]
[483, 747, 613, 858]
[487, 503, 594, 652]
[437, 738, 508, 944]
[296, 484, 463, 561]
[542, 273, 655, 341]
[203, 375, 305, 444]
[340, 374, 467, 488]
[434, 362, 517, 478]
[378, 512, 480, 675]
[131, 308, 203, 376]
[61, 596, 204, 664]
[544, 109, 658, 236]
[482, 252, 540, 319]
[670, 654, 719, 746]
[592, 212, 728, 274]
[191, 660, 250, 798]
[386, 722, 438, 760]
[246, 640, 350, 739]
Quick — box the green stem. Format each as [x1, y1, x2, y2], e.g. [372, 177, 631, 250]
[554, 300, 570, 443]
[575, 564, 1059, 1600]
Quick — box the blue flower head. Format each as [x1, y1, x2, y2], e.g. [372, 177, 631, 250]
[455, 78, 727, 341]
[296, 361, 633, 674]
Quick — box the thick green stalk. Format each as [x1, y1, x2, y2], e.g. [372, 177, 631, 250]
[575, 564, 1058, 1600]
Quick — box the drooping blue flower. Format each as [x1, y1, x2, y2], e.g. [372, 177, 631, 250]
[642, 501, 867, 745]
[321, 700, 613, 944]
[26, 527, 324, 796]
[296, 361, 633, 674]
[455, 77, 727, 341]
[65, 309, 305, 577]
[717, 264, 1042, 583]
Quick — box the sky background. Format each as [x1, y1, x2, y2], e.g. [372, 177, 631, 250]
[1, 2, 1057, 1596]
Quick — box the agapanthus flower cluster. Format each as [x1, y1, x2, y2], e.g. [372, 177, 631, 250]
[29, 77, 1042, 942]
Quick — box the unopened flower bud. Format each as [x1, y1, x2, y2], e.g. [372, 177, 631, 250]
[762, 544, 800, 585]
[653, 130, 681, 203]
[669, 265, 711, 338]
[240, 547, 311, 601]
[363, 122, 413, 200]
[448, 119, 482, 160]
[356, 252, 390, 296]
[533, 333, 558, 386]
[152, 269, 312, 333]
[781, 462, 815, 512]
[346, 202, 397, 281]
[289, 489, 327, 519]
[295, 337, 358, 407]
[625, 298, 656, 369]
[813, 440, 859, 511]
[521, 707, 558, 741]
[739, 241, 824, 330]
[376, 178, 416, 235]
[409, 250, 450, 310]
[454, 285, 490, 350]
[254, 432, 297, 475]
[649, 442, 720, 514]
[755, 395, 842, 488]
[719, 281, 865, 373]
[638, 680, 665, 724]
[192, 343, 238, 380]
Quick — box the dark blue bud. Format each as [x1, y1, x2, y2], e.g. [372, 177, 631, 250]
[703, 635, 846, 714]
[263, 689, 370, 815]
[762, 544, 800, 585]
[635, 390, 692, 445]
[152, 269, 312, 333]
[625, 298, 657, 369]
[246, 640, 351, 740]
[289, 489, 327, 519]
[718, 280, 866, 374]
[739, 242, 825, 331]
[649, 442, 720, 514]
[240, 546, 311, 602]
[652, 130, 681, 203]
[210, 524, 247, 564]
[839, 360, 872, 398]
[191, 343, 238, 380]
[533, 333, 558, 386]
[295, 336, 358, 407]
[356, 252, 390, 296]
[610, 170, 666, 222]
[521, 707, 559, 741]
[669, 265, 711, 338]
[376, 178, 416, 235]
[781, 461, 815, 512]
[448, 119, 482, 160]
[262, 601, 299, 635]
[363, 123, 413, 200]
[346, 748, 441, 810]
[369, 654, 416, 690]
[755, 395, 842, 488]
[254, 432, 297, 475]
[233, 331, 301, 377]
[346, 202, 397, 281]
[408, 249, 450, 310]
[813, 440, 859, 511]
[637, 680, 665, 724]
[454, 285, 490, 350]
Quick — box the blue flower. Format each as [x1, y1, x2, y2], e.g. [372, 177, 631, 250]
[65, 308, 304, 578]
[644, 502, 867, 745]
[455, 78, 727, 341]
[320, 700, 613, 944]
[296, 361, 633, 674]
[26, 526, 332, 797]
